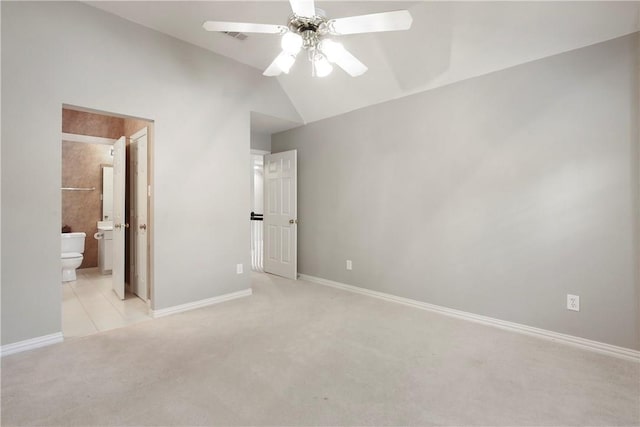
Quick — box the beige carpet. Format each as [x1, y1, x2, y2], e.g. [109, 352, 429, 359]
[2, 273, 639, 426]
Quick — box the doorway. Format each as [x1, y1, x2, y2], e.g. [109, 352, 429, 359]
[249, 147, 298, 280]
[250, 150, 268, 272]
[60, 106, 154, 338]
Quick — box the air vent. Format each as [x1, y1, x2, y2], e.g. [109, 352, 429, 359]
[223, 31, 248, 41]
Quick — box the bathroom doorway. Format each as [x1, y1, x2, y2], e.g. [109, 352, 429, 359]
[60, 106, 154, 338]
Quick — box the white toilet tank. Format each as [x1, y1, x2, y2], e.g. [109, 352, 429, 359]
[61, 232, 86, 253]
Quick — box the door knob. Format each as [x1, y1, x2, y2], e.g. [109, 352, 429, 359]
[139, 224, 147, 230]
[289, 219, 298, 224]
[114, 223, 121, 229]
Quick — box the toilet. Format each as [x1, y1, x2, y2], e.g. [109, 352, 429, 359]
[61, 232, 86, 282]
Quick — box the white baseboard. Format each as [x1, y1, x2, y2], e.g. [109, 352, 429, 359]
[151, 288, 252, 318]
[299, 274, 640, 363]
[1, 332, 64, 357]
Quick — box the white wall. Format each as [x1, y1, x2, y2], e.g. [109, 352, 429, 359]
[273, 34, 640, 350]
[1, 2, 301, 345]
[251, 156, 265, 215]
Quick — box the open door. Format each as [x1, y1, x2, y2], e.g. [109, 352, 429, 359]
[263, 150, 297, 280]
[131, 128, 148, 301]
[112, 136, 126, 300]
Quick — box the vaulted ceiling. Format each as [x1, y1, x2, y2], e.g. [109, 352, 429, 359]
[90, 1, 640, 131]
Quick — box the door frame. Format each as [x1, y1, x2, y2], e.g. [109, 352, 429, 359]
[60, 104, 154, 312]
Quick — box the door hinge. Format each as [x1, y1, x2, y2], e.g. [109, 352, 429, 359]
[147, 185, 151, 197]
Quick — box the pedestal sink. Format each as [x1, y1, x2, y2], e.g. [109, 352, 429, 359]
[96, 221, 113, 274]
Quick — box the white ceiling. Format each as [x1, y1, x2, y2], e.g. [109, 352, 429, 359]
[89, 1, 640, 131]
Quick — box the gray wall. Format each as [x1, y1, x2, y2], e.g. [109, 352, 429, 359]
[273, 34, 640, 350]
[1, 2, 301, 345]
[250, 132, 272, 152]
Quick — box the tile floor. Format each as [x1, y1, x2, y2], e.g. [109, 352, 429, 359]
[62, 268, 151, 338]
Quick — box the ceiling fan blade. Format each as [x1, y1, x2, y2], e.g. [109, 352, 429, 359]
[329, 10, 413, 35]
[202, 21, 286, 34]
[289, 0, 316, 17]
[330, 49, 368, 77]
[320, 40, 368, 77]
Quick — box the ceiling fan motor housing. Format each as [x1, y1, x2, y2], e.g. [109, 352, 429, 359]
[288, 13, 330, 50]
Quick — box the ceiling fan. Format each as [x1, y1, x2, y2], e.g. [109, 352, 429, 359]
[203, 0, 413, 78]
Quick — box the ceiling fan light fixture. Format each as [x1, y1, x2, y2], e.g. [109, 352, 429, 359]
[318, 39, 344, 63]
[313, 53, 333, 77]
[275, 52, 297, 74]
[318, 38, 368, 77]
[281, 31, 303, 55]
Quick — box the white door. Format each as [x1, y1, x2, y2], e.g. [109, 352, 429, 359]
[128, 139, 136, 292]
[112, 136, 126, 300]
[263, 150, 297, 279]
[131, 128, 148, 301]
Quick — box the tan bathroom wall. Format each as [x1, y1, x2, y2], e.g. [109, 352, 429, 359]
[62, 109, 124, 269]
[61, 142, 113, 268]
[124, 118, 151, 138]
[63, 109, 124, 138]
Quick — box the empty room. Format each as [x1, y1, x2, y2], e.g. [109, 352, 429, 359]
[1, 1, 639, 426]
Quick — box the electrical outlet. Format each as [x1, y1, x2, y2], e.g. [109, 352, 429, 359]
[346, 260, 352, 270]
[236, 264, 243, 274]
[567, 294, 579, 311]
